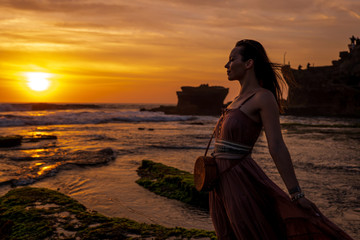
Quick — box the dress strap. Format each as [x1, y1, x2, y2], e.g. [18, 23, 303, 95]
[238, 89, 259, 109]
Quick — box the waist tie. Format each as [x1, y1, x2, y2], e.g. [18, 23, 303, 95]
[214, 139, 252, 155]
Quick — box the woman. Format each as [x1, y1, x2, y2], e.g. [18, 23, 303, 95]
[209, 39, 354, 240]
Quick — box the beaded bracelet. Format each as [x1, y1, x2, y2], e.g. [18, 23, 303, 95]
[291, 192, 305, 202]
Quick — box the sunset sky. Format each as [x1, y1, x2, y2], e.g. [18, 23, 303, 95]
[0, 0, 359, 103]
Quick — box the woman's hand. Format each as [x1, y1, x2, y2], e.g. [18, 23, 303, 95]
[295, 197, 321, 217]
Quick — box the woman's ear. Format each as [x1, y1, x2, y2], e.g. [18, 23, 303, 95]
[245, 59, 254, 69]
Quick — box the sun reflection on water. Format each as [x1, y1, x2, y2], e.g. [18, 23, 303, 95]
[22, 149, 48, 158]
[28, 112, 47, 117]
[37, 163, 61, 176]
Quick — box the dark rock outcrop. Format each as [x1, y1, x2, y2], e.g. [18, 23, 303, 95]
[284, 43, 360, 117]
[143, 84, 229, 116]
[176, 84, 229, 115]
[0, 135, 22, 148]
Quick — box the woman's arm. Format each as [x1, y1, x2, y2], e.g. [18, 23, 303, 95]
[256, 90, 320, 215]
[256, 90, 299, 194]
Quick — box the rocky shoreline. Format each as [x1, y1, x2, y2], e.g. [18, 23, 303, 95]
[0, 187, 216, 239]
[136, 160, 209, 210]
[0, 134, 118, 187]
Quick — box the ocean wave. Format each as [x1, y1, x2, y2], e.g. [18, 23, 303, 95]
[149, 144, 208, 150]
[297, 162, 360, 174]
[87, 134, 117, 141]
[0, 110, 198, 127]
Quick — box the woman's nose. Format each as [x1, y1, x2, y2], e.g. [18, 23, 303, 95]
[225, 62, 229, 68]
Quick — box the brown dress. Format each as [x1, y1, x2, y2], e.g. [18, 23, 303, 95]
[209, 92, 354, 240]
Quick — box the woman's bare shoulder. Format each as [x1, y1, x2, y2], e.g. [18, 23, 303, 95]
[250, 89, 278, 116]
[254, 88, 277, 105]
[255, 88, 273, 96]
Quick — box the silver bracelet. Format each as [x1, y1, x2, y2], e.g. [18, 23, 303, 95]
[291, 192, 305, 202]
[288, 185, 302, 195]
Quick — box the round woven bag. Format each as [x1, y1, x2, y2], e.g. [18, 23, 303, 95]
[194, 156, 219, 191]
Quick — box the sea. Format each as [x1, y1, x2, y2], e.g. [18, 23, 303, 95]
[0, 103, 359, 239]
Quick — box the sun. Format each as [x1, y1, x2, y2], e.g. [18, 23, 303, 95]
[25, 72, 52, 91]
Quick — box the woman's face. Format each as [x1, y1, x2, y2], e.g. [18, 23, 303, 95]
[224, 47, 247, 81]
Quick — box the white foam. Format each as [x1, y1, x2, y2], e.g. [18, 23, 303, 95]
[0, 108, 198, 127]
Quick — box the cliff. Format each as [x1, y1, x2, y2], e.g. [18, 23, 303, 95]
[143, 84, 229, 116]
[176, 84, 229, 115]
[284, 43, 360, 118]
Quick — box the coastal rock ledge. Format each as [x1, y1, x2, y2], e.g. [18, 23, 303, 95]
[0, 187, 216, 239]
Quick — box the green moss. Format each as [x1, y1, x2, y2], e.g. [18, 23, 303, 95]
[136, 160, 209, 210]
[78, 219, 216, 240]
[0, 187, 216, 239]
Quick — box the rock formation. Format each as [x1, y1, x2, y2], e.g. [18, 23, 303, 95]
[0, 135, 22, 147]
[176, 84, 229, 115]
[143, 84, 229, 116]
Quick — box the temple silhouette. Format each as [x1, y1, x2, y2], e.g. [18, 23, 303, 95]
[283, 36, 360, 117]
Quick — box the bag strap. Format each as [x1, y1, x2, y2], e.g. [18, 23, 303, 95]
[204, 134, 252, 177]
[204, 129, 215, 157]
[203, 129, 252, 175]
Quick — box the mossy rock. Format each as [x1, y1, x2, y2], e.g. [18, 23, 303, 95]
[0, 187, 216, 239]
[136, 160, 209, 210]
[0, 135, 22, 148]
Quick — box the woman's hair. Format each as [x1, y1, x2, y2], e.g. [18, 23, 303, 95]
[235, 39, 288, 113]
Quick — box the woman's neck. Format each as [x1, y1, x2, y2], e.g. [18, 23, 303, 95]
[239, 81, 261, 96]
[237, 68, 261, 96]
[238, 71, 260, 93]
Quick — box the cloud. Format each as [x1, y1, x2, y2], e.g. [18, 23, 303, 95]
[2, 0, 355, 42]
[0, 0, 131, 14]
[0, 0, 359, 103]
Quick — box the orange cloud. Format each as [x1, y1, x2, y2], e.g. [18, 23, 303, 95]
[0, 0, 358, 103]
